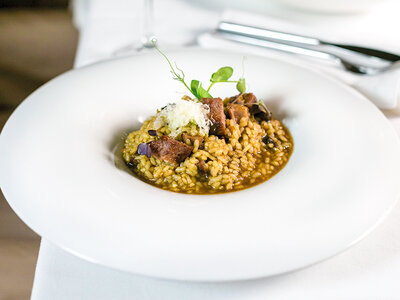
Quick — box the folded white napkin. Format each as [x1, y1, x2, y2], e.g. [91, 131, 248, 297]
[198, 9, 400, 110]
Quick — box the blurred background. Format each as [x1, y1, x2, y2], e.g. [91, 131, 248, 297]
[0, 1, 78, 299]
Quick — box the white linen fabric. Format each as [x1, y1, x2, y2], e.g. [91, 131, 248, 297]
[198, 9, 400, 110]
[31, 0, 400, 299]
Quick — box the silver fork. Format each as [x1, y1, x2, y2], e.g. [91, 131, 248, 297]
[217, 22, 400, 75]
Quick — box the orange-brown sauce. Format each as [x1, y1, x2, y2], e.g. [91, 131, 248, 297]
[126, 123, 293, 194]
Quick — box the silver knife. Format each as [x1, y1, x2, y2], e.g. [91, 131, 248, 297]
[216, 21, 400, 75]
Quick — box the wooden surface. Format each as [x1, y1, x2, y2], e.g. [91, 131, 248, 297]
[0, 113, 40, 300]
[0, 7, 77, 299]
[0, 237, 40, 300]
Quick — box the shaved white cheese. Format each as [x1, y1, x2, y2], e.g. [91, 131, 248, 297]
[154, 101, 210, 137]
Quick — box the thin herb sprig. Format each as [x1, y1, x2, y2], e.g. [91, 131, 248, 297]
[152, 39, 247, 100]
[152, 40, 194, 97]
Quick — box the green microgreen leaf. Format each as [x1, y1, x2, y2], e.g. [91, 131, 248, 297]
[153, 39, 247, 100]
[236, 78, 246, 93]
[211, 66, 233, 82]
[191, 80, 212, 99]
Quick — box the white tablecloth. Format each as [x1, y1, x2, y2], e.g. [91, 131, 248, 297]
[31, 1, 400, 299]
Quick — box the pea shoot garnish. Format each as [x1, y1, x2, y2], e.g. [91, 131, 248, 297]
[190, 80, 212, 99]
[151, 39, 246, 100]
[236, 78, 246, 93]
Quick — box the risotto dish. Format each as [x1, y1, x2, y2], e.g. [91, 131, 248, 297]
[122, 44, 293, 194]
[122, 93, 293, 194]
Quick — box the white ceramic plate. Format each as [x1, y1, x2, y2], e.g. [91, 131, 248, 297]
[1, 49, 399, 282]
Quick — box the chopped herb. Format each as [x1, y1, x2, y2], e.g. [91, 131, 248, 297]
[137, 142, 151, 158]
[262, 135, 276, 147]
[148, 130, 158, 137]
[126, 160, 137, 171]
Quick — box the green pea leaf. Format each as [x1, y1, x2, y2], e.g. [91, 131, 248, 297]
[191, 80, 212, 100]
[211, 66, 233, 82]
[236, 78, 246, 93]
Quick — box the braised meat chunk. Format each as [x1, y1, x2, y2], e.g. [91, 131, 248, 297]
[201, 98, 226, 136]
[243, 93, 258, 104]
[254, 104, 272, 121]
[196, 159, 208, 173]
[182, 133, 204, 145]
[230, 93, 258, 106]
[227, 103, 249, 124]
[196, 160, 209, 182]
[230, 93, 272, 121]
[149, 136, 193, 164]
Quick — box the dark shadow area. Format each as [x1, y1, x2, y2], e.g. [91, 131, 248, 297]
[1, 0, 68, 8]
[264, 95, 292, 120]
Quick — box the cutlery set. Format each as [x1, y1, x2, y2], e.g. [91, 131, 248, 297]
[216, 21, 400, 75]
